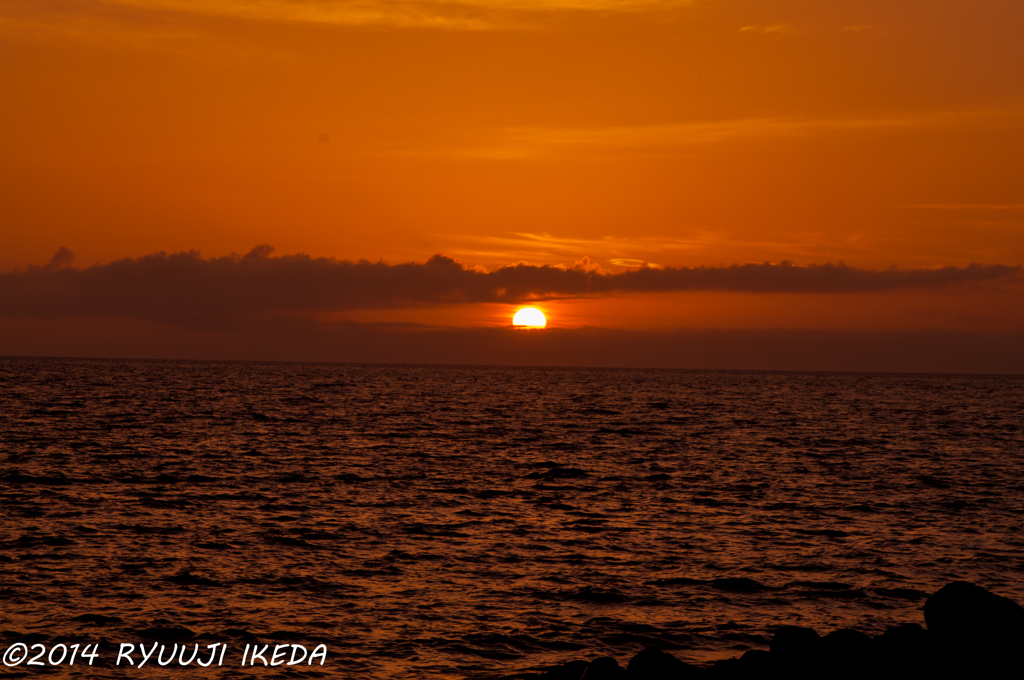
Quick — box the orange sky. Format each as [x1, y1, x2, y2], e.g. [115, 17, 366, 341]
[1, 0, 1022, 343]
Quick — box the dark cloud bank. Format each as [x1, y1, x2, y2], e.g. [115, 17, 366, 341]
[3, 246, 1020, 321]
[2, 247, 1021, 373]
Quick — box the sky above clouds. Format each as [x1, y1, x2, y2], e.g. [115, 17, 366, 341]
[1, 0, 1021, 368]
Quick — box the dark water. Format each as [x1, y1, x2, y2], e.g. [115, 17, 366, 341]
[1, 358, 1022, 678]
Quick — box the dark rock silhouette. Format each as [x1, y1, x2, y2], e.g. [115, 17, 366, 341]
[626, 647, 700, 679]
[766, 625, 819, 678]
[872, 623, 933, 677]
[540, 659, 589, 680]
[580, 656, 626, 679]
[768, 625, 819, 658]
[924, 580, 1024, 641]
[735, 649, 772, 674]
[924, 580, 1024, 676]
[818, 629, 873, 679]
[511, 581, 1023, 680]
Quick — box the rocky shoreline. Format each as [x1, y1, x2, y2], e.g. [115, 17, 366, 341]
[498, 581, 1024, 680]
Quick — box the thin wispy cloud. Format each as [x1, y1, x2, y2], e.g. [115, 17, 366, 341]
[2, 247, 1018, 332]
[609, 258, 661, 268]
[437, 230, 855, 271]
[421, 105, 1024, 159]
[9, 0, 703, 31]
[739, 23, 799, 36]
[436, 232, 714, 264]
[904, 204, 1024, 211]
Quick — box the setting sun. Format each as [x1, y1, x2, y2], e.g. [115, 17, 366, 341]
[512, 307, 546, 328]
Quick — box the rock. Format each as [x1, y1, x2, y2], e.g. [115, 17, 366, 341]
[819, 629, 874, 679]
[769, 626, 820, 659]
[581, 656, 626, 680]
[768, 626, 820, 677]
[735, 649, 772, 675]
[924, 581, 1024, 642]
[874, 622, 928, 651]
[706, 656, 742, 679]
[872, 624, 933, 676]
[541, 660, 590, 680]
[924, 581, 1024, 674]
[522, 582, 1024, 680]
[693, 650, 768, 679]
[626, 646, 701, 679]
[821, 628, 871, 650]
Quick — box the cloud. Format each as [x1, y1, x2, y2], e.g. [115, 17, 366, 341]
[6, 0, 702, 32]
[1, 246, 1019, 331]
[903, 204, 1024, 211]
[45, 247, 75, 271]
[739, 24, 799, 36]
[608, 258, 661, 269]
[435, 232, 713, 264]
[419, 106, 1024, 159]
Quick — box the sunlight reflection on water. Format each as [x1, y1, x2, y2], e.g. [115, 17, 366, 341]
[1, 359, 1021, 678]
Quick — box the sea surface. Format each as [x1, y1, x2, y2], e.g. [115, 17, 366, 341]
[1, 358, 1022, 678]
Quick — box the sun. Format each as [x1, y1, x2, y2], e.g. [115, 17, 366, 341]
[512, 307, 547, 328]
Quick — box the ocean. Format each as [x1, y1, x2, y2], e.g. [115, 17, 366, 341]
[1, 358, 1022, 677]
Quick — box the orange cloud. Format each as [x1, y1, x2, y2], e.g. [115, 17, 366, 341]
[7, 0, 705, 33]
[739, 24, 800, 36]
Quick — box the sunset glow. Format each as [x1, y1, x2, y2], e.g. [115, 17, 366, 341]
[512, 307, 547, 328]
[0, 0, 1020, 371]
